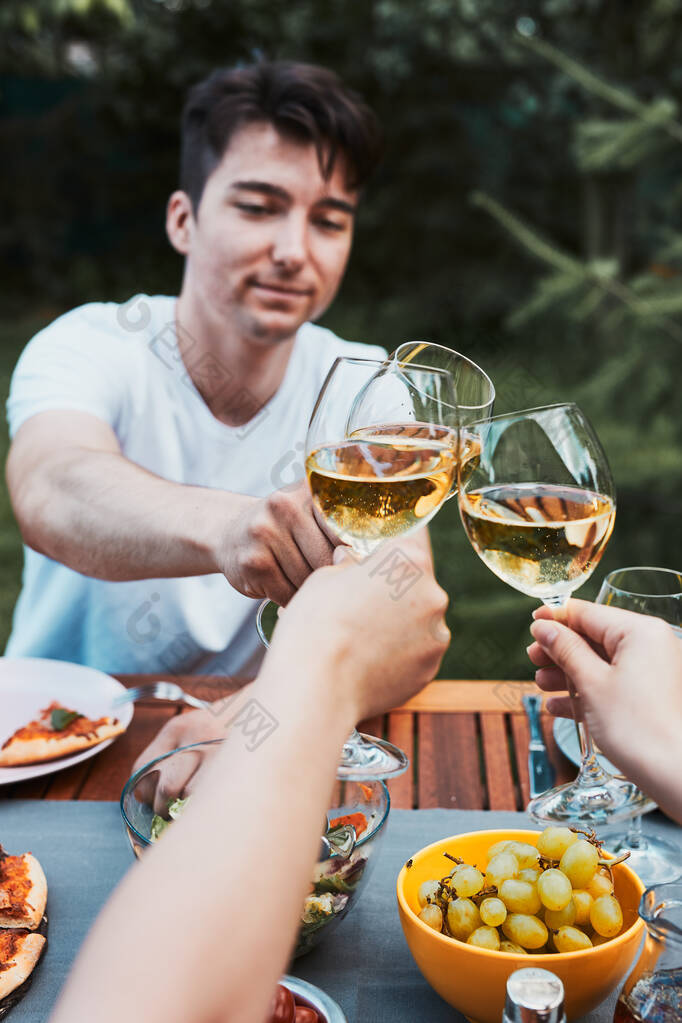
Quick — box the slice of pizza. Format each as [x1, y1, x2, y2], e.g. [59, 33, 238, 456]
[0, 929, 46, 1002]
[0, 849, 48, 930]
[0, 702, 125, 767]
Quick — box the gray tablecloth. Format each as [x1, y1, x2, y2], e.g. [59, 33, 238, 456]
[1, 801, 680, 1022]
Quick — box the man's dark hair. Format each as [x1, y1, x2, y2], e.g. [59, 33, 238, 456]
[180, 60, 383, 211]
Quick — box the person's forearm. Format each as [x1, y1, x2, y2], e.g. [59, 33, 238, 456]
[14, 447, 253, 581]
[49, 650, 357, 1023]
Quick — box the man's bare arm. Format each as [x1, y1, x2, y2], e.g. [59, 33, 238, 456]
[6, 410, 334, 601]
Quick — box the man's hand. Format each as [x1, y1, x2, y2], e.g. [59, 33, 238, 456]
[131, 705, 232, 812]
[218, 480, 337, 605]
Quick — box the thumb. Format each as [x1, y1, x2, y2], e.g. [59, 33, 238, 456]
[530, 620, 609, 692]
[333, 545, 360, 566]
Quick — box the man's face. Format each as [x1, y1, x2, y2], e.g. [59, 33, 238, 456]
[175, 121, 357, 345]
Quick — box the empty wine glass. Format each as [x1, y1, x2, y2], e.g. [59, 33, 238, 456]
[458, 402, 652, 824]
[597, 567, 682, 885]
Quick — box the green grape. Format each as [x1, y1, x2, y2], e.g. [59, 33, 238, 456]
[506, 841, 541, 869]
[467, 925, 501, 950]
[485, 851, 519, 888]
[499, 940, 528, 955]
[453, 864, 484, 898]
[590, 930, 611, 946]
[590, 894, 623, 937]
[498, 879, 541, 915]
[544, 898, 576, 930]
[518, 866, 542, 884]
[586, 870, 613, 899]
[486, 839, 512, 861]
[560, 839, 599, 889]
[417, 880, 441, 908]
[479, 897, 507, 927]
[537, 826, 578, 861]
[572, 890, 593, 927]
[537, 868, 572, 911]
[554, 925, 593, 952]
[502, 913, 549, 950]
[447, 897, 481, 941]
[418, 904, 443, 931]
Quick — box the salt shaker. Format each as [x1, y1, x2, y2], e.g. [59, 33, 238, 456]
[503, 968, 567, 1023]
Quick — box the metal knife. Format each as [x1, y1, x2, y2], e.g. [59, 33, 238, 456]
[523, 693, 556, 798]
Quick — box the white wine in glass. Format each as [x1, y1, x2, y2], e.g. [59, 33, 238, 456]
[305, 355, 459, 777]
[306, 433, 456, 550]
[460, 483, 615, 605]
[459, 403, 651, 825]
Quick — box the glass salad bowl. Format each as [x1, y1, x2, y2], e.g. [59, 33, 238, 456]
[120, 740, 390, 957]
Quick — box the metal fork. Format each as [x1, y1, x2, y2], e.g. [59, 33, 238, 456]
[112, 681, 211, 712]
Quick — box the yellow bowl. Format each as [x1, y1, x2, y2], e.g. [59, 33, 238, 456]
[396, 829, 645, 1023]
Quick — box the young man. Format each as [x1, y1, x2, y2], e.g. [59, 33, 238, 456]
[6, 61, 388, 688]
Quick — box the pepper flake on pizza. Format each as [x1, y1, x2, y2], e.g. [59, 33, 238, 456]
[0, 846, 47, 1004]
[0, 702, 125, 767]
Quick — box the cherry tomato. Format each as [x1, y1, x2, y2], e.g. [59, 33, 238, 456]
[294, 1007, 319, 1023]
[267, 984, 296, 1023]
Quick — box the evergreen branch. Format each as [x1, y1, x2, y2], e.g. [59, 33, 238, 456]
[469, 192, 581, 274]
[515, 31, 682, 146]
[471, 190, 682, 344]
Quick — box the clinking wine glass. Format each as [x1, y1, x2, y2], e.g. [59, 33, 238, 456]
[392, 341, 495, 428]
[596, 567, 682, 886]
[457, 402, 653, 824]
[390, 342, 494, 501]
[303, 355, 459, 778]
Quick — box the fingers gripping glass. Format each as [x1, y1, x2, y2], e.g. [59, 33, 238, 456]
[457, 403, 649, 825]
[259, 355, 459, 780]
[596, 567, 682, 885]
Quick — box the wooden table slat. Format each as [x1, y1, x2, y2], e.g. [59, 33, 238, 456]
[509, 712, 532, 809]
[387, 712, 415, 810]
[42, 758, 96, 801]
[417, 713, 483, 810]
[480, 713, 518, 811]
[394, 680, 540, 714]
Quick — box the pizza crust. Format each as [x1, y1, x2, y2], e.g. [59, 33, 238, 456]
[0, 932, 46, 1001]
[0, 720, 125, 767]
[0, 853, 48, 930]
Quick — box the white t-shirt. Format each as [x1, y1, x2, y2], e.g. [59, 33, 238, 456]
[5, 294, 386, 677]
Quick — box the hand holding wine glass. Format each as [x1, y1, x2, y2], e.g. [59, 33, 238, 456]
[530, 572, 682, 881]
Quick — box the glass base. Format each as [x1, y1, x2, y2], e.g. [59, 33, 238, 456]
[605, 831, 682, 886]
[337, 729, 408, 780]
[527, 775, 655, 827]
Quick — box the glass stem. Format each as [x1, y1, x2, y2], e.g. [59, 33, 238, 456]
[624, 814, 646, 850]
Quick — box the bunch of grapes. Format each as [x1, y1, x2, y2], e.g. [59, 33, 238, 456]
[416, 827, 627, 954]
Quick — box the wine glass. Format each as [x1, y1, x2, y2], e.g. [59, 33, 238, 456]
[596, 567, 682, 884]
[458, 402, 652, 824]
[392, 341, 495, 427]
[304, 355, 458, 777]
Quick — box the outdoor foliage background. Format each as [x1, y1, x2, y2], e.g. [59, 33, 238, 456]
[0, 0, 680, 678]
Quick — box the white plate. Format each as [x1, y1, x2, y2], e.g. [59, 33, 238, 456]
[0, 657, 133, 786]
[553, 717, 619, 775]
